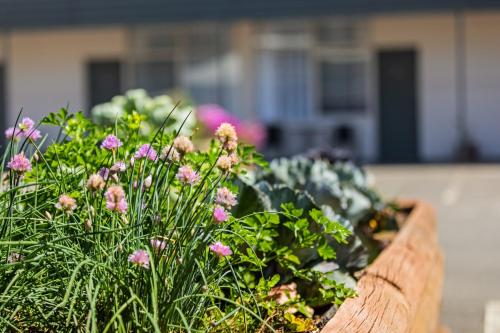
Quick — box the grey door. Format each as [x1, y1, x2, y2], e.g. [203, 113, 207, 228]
[378, 50, 418, 163]
[87, 61, 121, 111]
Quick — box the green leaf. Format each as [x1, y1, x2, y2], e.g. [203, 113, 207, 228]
[317, 240, 336, 260]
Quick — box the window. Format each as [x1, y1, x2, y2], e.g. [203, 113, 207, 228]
[315, 20, 369, 114]
[256, 19, 369, 120]
[130, 25, 236, 111]
[136, 60, 176, 95]
[87, 61, 122, 111]
[256, 23, 313, 122]
[320, 61, 366, 112]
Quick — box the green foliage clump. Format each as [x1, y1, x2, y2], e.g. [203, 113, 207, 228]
[0, 108, 361, 332]
[91, 89, 196, 137]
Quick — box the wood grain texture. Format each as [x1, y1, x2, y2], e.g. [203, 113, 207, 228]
[321, 201, 444, 333]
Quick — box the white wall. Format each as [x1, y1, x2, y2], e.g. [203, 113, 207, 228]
[7, 27, 128, 125]
[465, 12, 500, 160]
[372, 14, 459, 161]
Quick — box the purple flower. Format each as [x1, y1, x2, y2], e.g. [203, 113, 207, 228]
[100, 134, 123, 151]
[134, 144, 157, 161]
[128, 249, 150, 269]
[87, 174, 105, 192]
[176, 165, 200, 185]
[197, 104, 266, 148]
[209, 242, 232, 257]
[5, 127, 21, 141]
[18, 117, 35, 132]
[105, 185, 127, 213]
[150, 238, 167, 252]
[197, 104, 241, 133]
[25, 128, 42, 142]
[215, 187, 237, 208]
[99, 167, 110, 180]
[111, 161, 126, 173]
[55, 194, 77, 212]
[213, 206, 229, 224]
[7, 153, 32, 173]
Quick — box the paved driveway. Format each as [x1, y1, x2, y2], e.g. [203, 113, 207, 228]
[366, 165, 500, 333]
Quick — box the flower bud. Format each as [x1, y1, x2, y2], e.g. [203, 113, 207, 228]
[84, 219, 92, 231]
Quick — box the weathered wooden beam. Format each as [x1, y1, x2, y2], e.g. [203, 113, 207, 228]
[322, 201, 444, 333]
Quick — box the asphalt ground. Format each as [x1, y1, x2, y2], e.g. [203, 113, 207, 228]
[367, 165, 500, 333]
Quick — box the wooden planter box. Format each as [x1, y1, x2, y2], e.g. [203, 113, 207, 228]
[321, 201, 444, 333]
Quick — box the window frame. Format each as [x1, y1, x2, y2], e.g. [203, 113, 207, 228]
[127, 23, 233, 106]
[255, 18, 372, 123]
[311, 18, 371, 118]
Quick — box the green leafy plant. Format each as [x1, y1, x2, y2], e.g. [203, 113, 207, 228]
[0, 108, 361, 332]
[91, 89, 196, 137]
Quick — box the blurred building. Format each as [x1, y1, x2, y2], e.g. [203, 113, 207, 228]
[0, 1, 500, 162]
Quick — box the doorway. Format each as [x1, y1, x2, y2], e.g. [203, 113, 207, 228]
[378, 49, 418, 163]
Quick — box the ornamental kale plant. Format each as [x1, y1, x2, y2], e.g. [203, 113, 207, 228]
[237, 156, 399, 267]
[0, 108, 356, 332]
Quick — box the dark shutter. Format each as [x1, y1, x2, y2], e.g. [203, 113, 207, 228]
[87, 61, 121, 111]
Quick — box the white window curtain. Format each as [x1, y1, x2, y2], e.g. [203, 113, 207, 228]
[256, 24, 313, 123]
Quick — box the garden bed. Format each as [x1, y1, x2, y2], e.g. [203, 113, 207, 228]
[321, 200, 444, 333]
[0, 103, 442, 332]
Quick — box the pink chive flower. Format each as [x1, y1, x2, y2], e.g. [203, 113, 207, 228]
[176, 165, 200, 185]
[134, 144, 157, 161]
[150, 238, 167, 252]
[209, 242, 232, 257]
[197, 104, 241, 133]
[197, 105, 267, 148]
[18, 117, 35, 132]
[215, 187, 237, 208]
[213, 206, 229, 224]
[111, 161, 126, 173]
[5, 127, 21, 141]
[215, 123, 238, 145]
[100, 134, 122, 151]
[128, 249, 150, 269]
[55, 194, 77, 212]
[7, 153, 32, 173]
[99, 167, 110, 180]
[25, 128, 42, 142]
[105, 185, 128, 213]
[144, 175, 153, 189]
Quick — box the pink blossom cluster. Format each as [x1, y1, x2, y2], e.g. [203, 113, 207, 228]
[215, 187, 237, 208]
[55, 194, 77, 212]
[5, 117, 42, 142]
[197, 104, 267, 148]
[105, 185, 128, 213]
[100, 134, 123, 151]
[128, 249, 150, 269]
[150, 238, 167, 253]
[7, 153, 32, 173]
[209, 242, 232, 257]
[213, 206, 229, 224]
[176, 165, 200, 185]
[134, 144, 157, 161]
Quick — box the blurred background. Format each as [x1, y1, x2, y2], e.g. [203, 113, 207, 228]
[2, 0, 500, 332]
